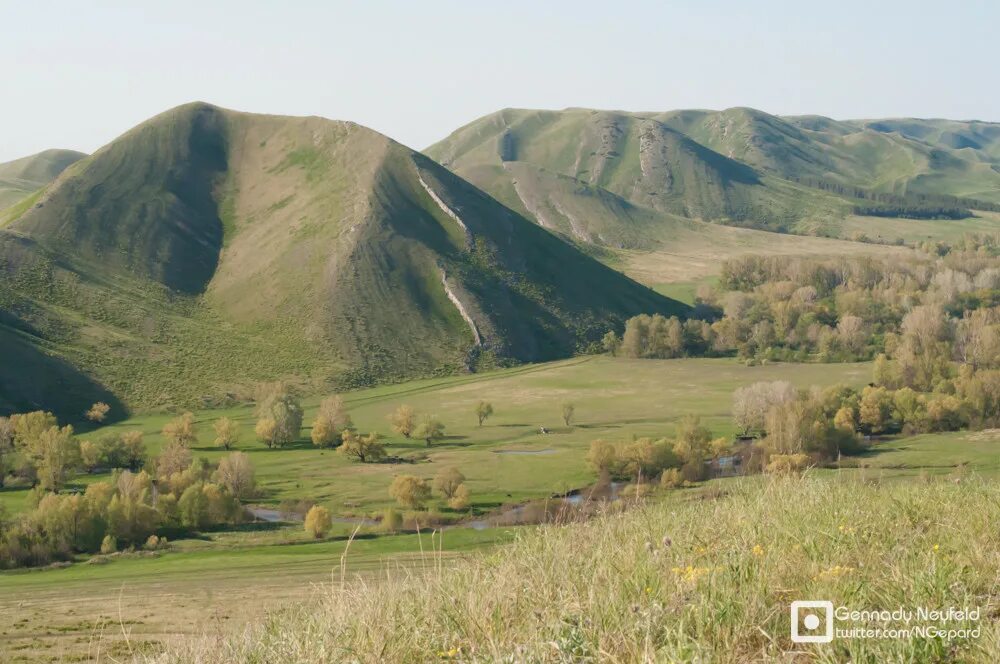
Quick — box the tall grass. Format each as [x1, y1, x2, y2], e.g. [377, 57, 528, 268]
[158, 476, 1000, 662]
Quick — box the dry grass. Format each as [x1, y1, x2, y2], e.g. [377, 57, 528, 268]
[617, 221, 912, 284]
[156, 476, 1000, 663]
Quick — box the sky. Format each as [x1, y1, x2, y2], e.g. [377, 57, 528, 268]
[1, 0, 998, 162]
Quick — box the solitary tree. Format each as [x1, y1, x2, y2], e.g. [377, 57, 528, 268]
[162, 412, 197, 447]
[85, 402, 111, 423]
[213, 417, 240, 450]
[433, 467, 465, 499]
[304, 505, 332, 538]
[413, 417, 445, 447]
[389, 475, 431, 509]
[338, 431, 386, 463]
[389, 405, 416, 438]
[475, 401, 494, 427]
[561, 402, 575, 427]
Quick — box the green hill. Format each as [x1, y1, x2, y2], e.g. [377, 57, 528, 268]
[0, 103, 685, 421]
[0, 148, 85, 210]
[426, 107, 1000, 240]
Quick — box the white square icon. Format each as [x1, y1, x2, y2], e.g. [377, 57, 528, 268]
[791, 600, 834, 643]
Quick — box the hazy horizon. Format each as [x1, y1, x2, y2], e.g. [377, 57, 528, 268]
[2, 0, 998, 162]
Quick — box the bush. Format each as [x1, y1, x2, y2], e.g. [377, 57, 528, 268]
[304, 505, 332, 539]
[381, 508, 403, 533]
[100, 535, 117, 554]
[660, 468, 684, 489]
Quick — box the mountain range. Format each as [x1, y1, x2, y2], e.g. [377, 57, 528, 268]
[427, 107, 1000, 242]
[2, 103, 999, 421]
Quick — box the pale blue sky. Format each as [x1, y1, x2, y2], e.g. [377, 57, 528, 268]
[1, 0, 997, 162]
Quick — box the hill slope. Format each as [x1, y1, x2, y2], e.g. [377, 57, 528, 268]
[0, 149, 85, 210]
[427, 107, 1000, 242]
[0, 103, 685, 420]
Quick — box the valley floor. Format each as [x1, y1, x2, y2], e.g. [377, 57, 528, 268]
[2, 357, 999, 662]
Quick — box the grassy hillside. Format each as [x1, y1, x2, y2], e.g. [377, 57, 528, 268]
[163, 476, 1000, 663]
[426, 107, 1000, 243]
[0, 148, 85, 210]
[0, 104, 685, 421]
[427, 108, 847, 235]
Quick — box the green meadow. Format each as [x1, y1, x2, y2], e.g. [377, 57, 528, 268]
[5, 355, 999, 662]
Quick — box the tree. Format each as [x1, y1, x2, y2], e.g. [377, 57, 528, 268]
[304, 505, 332, 538]
[389, 475, 431, 509]
[433, 467, 466, 499]
[162, 412, 197, 447]
[475, 401, 494, 427]
[80, 440, 101, 471]
[157, 441, 193, 481]
[11, 411, 58, 448]
[29, 425, 80, 492]
[672, 416, 713, 476]
[120, 430, 146, 470]
[312, 395, 352, 448]
[601, 331, 620, 357]
[215, 452, 256, 499]
[213, 417, 240, 450]
[178, 482, 210, 529]
[585, 439, 619, 475]
[310, 417, 337, 448]
[255, 417, 278, 448]
[561, 402, 575, 427]
[872, 353, 894, 388]
[833, 406, 857, 433]
[0, 417, 14, 487]
[413, 417, 445, 447]
[448, 483, 471, 510]
[732, 381, 796, 436]
[255, 383, 303, 446]
[85, 402, 111, 423]
[859, 386, 893, 434]
[338, 431, 386, 463]
[389, 405, 416, 438]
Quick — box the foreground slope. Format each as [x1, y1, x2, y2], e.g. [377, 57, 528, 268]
[0, 103, 684, 419]
[0, 148, 85, 210]
[162, 478, 1000, 663]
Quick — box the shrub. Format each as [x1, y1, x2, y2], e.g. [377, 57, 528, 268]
[304, 505, 332, 539]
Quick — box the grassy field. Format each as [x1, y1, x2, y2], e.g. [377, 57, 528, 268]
[613, 225, 911, 284]
[5, 356, 1000, 662]
[0, 356, 875, 519]
[839, 210, 1000, 244]
[0, 526, 506, 662]
[162, 476, 1000, 663]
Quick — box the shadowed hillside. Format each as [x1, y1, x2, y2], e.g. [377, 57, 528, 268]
[0, 103, 685, 420]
